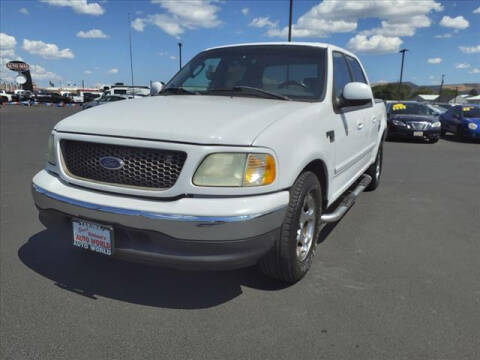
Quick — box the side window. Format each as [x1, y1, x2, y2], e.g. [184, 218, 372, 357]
[332, 52, 352, 99]
[183, 58, 221, 91]
[345, 56, 367, 84]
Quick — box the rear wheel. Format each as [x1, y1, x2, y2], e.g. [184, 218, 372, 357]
[365, 142, 383, 191]
[259, 171, 322, 283]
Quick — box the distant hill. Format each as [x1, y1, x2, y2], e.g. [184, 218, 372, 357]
[372, 82, 480, 94]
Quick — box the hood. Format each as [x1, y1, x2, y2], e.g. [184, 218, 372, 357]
[389, 114, 437, 123]
[55, 95, 306, 145]
[464, 117, 480, 124]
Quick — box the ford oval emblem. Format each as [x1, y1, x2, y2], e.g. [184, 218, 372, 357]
[99, 156, 125, 170]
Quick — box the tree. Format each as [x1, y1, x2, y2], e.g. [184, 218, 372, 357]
[469, 88, 479, 96]
[372, 83, 411, 100]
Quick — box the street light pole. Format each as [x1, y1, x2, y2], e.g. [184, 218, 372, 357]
[178, 42, 182, 70]
[288, 0, 293, 42]
[398, 48, 408, 100]
[439, 74, 445, 96]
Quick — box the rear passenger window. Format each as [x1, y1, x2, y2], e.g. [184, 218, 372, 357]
[332, 52, 352, 99]
[346, 56, 367, 84]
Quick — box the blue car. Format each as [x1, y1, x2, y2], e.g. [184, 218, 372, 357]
[439, 105, 480, 140]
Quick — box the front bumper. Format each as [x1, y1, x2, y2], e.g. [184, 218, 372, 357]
[32, 170, 289, 270]
[388, 126, 441, 140]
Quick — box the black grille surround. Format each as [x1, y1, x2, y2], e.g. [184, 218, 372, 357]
[60, 140, 187, 189]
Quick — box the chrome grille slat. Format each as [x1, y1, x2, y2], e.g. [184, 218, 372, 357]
[409, 121, 429, 130]
[60, 140, 186, 189]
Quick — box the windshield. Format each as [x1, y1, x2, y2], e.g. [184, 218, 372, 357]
[163, 45, 327, 101]
[388, 102, 436, 116]
[462, 106, 480, 117]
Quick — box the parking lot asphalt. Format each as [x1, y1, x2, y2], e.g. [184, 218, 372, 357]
[1, 106, 479, 360]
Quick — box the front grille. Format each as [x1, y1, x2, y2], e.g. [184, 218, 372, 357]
[60, 140, 187, 189]
[409, 122, 430, 130]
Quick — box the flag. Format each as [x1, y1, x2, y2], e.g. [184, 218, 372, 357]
[49, 81, 54, 87]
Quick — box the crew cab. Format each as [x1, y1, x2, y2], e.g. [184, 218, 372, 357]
[32, 43, 386, 283]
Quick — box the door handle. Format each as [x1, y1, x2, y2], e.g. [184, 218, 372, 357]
[372, 116, 377, 123]
[357, 122, 364, 130]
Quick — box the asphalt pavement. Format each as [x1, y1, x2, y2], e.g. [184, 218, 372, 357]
[1, 106, 479, 360]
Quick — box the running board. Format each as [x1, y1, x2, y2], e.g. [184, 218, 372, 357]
[320, 174, 372, 223]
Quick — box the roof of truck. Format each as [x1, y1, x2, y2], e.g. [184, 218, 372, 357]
[205, 42, 358, 59]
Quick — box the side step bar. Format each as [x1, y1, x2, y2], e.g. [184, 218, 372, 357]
[320, 174, 372, 223]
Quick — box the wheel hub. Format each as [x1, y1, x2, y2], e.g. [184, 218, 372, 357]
[296, 192, 316, 261]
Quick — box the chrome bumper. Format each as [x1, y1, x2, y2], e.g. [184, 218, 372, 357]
[32, 170, 289, 241]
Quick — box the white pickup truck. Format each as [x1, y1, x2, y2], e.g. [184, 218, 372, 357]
[32, 42, 386, 283]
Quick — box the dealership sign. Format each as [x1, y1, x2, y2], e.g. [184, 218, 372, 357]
[6, 61, 30, 72]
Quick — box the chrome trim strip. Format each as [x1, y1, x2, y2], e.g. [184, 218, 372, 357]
[32, 183, 285, 223]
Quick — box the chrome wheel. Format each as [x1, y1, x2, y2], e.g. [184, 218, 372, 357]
[296, 192, 316, 261]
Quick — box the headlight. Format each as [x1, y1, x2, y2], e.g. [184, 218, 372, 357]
[468, 122, 478, 130]
[47, 134, 56, 165]
[431, 121, 441, 128]
[193, 153, 276, 187]
[392, 120, 406, 127]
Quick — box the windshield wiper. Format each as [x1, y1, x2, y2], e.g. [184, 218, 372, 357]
[160, 87, 196, 95]
[205, 86, 290, 101]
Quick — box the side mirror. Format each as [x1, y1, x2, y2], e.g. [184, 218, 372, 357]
[150, 81, 165, 96]
[340, 82, 373, 107]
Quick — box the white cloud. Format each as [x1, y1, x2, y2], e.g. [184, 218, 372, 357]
[459, 45, 480, 54]
[108, 68, 119, 74]
[346, 34, 403, 54]
[169, 55, 177, 60]
[83, 70, 92, 75]
[76, 29, 109, 39]
[132, 0, 222, 37]
[19, 8, 29, 15]
[439, 15, 469, 30]
[22, 39, 74, 59]
[473, 7, 480, 14]
[470, 68, 480, 74]
[249, 17, 277, 28]
[266, 0, 442, 39]
[0, 33, 17, 58]
[30, 64, 61, 81]
[427, 57, 442, 64]
[241, 8, 249, 16]
[429, 75, 435, 80]
[455, 63, 470, 69]
[435, 33, 452, 39]
[40, 0, 104, 16]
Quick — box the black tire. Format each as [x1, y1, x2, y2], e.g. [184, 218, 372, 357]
[259, 171, 322, 283]
[429, 138, 439, 144]
[365, 142, 383, 191]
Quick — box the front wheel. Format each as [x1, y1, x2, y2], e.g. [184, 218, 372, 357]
[365, 143, 383, 191]
[259, 171, 322, 283]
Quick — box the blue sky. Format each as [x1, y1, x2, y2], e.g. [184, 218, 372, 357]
[0, 0, 479, 88]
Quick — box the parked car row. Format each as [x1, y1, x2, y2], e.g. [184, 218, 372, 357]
[0, 89, 73, 104]
[385, 100, 479, 142]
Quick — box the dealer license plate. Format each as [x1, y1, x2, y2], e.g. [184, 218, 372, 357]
[413, 131, 423, 137]
[72, 219, 113, 255]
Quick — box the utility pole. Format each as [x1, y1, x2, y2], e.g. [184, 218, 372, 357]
[288, 0, 293, 42]
[398, 48, 408, 100]
[128, 13, 135, 94]
[82, 80, 84, 90]
[178, 42, 183, 70]
[439, 74, 445, 96]
[455, 86, 458, 100]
